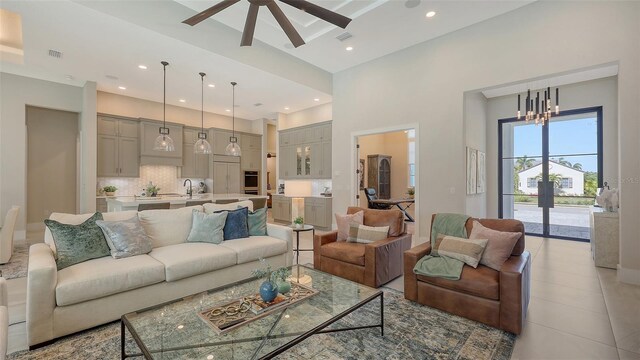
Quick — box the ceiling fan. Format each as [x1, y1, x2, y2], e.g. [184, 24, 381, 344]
[182, 0, 352, 48]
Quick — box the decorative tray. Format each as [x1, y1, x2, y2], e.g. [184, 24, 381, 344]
[198, 282, 318, 334]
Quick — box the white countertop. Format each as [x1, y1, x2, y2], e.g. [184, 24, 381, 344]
[272, 194, 332, 199]
[106, 193, 267, 206]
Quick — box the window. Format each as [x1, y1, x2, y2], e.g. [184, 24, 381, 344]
[407, 129, 416, 187]
[561, 177, 573, 188]
[527, 178, 537, 188]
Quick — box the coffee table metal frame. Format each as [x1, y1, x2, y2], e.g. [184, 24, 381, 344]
[120, 264, 384, 360]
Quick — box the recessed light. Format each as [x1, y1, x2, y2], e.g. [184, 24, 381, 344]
[426, 11, 436, 18]
[179, 99, 186, 103]
[345, 46, 353, 51]
[284, 107, 290, 110]
[208, 84, 215, 88]
[225, 109, 231, 112]
[118, 86, 126, 90]
[138, 65, 147, 70]
[314, 98, 320, 102]
[207, 356, 214, 360]
[177, 324, 184, 329]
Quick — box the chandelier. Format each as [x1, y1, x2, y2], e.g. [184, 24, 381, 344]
[517, 87, 559, 126]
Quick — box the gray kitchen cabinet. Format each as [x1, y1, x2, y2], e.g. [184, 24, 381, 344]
[278, 122, 331, 180]
[304, 197, 332, 229]
[272, 195, 292, 223]
[97, 115, 139, 177]
[139, 121, 183, 166]
[181, 128, 210, 179]
[212, 130, 243, 156]
[213, 161, 240, 194]
[240, 134, 262, 171]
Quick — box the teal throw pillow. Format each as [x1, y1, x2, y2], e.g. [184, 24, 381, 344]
[44, 212, 111, 270]
[186, 210, 228, 244]
[245, 207, 267, 236]
[214, 207, 249, 240]
[96, 216, 153, 258]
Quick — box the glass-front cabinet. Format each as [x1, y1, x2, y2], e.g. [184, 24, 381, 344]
[296, 146, 312, 177]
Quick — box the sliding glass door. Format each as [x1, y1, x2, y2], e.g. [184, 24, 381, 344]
[499, 107, 603, 241]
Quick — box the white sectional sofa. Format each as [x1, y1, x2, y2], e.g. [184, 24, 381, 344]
[27, 205, 293, 347]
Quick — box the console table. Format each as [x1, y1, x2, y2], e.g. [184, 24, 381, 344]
[589, 208, 619, 269]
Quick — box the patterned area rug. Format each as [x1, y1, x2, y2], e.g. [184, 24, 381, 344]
[0, 242, 29, 280]
[8, 289, 515, 360]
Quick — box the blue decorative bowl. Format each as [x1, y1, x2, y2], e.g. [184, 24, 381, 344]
[259, 281, 278, 303]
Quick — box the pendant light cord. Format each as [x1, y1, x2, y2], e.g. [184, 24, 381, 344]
[161, 61, 169, 131]
[231, 82, 237, 139]
[200, 72, 205, 132]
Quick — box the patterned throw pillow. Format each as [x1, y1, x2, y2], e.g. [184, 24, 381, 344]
[432, 234, 489, 268]
[186, 210, 228, 244]
[335, 211, 364, 241]
[96, 216, 153, 258]
[44, 212, 110, 270]
[469, 220, 522, 270]
[346, 223, 389, 244]
[214, 207, 250, 240]
[246, 207, 268, 236]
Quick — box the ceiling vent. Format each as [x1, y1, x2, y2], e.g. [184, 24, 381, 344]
[335, 32, 352, 42]
[254, 103, 263, 107]
[105, 74, 119, 80]
[48, 49, 62, 58]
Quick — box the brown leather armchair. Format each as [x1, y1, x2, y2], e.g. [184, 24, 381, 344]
[314, 207, 412, 288]
[404, 215, 531, 334]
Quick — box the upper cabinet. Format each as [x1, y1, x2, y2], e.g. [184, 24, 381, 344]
[180, 128, 210, 179]
[97, 115, 139, 178]
[240, 134, 262, 171]
[278, 121, 331, 180]
[139, 120, 183, 166]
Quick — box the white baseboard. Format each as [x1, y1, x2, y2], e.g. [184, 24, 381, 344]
[617, 265, 640, 285]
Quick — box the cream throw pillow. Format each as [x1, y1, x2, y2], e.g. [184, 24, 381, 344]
[335, 211, 364, 241]
[469, 220, 521, 270]
[433, 234, 488, 268]
[347, 223, 389, 244]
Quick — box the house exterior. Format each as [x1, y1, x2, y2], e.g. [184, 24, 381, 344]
[518, 161, 584, 195]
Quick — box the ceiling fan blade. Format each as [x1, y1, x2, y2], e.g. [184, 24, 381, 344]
[279, 0, 352, 29]
[182, 0, 241, 26]
[241, 3, 260, 46]
[266, 1, 305, 48]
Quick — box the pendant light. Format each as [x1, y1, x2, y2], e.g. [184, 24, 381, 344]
[516, 86, 560, 126]
[224, 81, 241, 156]
[194, 72, 212, 154]
[153, 61, 175, 151]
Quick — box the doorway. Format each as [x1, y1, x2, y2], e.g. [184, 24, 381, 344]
[498, 107, 603, 241]
[26, 106, 79, 230]
[354, 126, 418, 234]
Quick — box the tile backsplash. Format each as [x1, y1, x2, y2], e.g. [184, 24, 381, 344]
[98, 165, 206, 196]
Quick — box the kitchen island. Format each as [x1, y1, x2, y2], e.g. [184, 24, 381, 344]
[106, 193, 267, 212]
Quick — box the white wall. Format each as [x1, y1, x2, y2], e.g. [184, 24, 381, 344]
[278, 103, 332, 131]
[97, 91, 256, 133]
[464, 92, 488, 218]
[332, 1, 640, 281]
[486, 76, 619, 217]
[0, 73, 87, 234]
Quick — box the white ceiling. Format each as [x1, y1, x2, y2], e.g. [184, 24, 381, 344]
[1, 0, 536, 120]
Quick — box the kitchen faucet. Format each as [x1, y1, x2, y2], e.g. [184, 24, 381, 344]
[183, 179, 193, 199]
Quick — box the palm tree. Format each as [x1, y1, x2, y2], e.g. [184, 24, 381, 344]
[515, 156, 535, 172]
[554, 157, 572, 167]
[572, 163, 583, 171]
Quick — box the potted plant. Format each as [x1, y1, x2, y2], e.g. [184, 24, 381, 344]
[407, 187, 415, 199]
[146, 184, 160, 197]
[251, 259, 279, 302]
[272, 267, 292, 294]
[103, 185, 117, 197]
[293, 216, 304, 229]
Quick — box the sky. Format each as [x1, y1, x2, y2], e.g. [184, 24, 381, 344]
[509, 116, 598, 172]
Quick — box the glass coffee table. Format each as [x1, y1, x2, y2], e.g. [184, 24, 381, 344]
[121, 265, 383, 359]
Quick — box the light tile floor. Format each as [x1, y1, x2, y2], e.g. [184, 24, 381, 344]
[6, 217, 640, 360]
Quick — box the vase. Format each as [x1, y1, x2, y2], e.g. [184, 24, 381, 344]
[105, 192, 115, 197]
[259, 281, 278, 303]
[277, 280, 291, 294]
[150, 192, 158, 197]
[295, 223, 302, 229]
